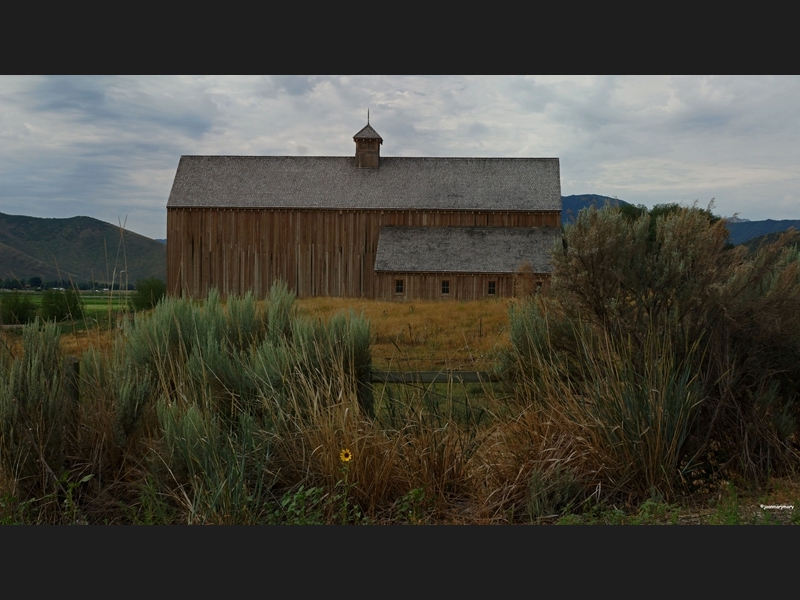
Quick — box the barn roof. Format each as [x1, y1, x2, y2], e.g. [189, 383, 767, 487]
[374, 226, 560, 273]
[166, 156, 561, 212]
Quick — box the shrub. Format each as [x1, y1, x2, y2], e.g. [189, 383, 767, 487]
[504, 202, 800, 499]
[550, 201, 732, 346]
[0, 292, 37, 325]
[131, 278, 166, 311]
[527, 465, 583, 521]
[39, 288, 84, 322]
[504, 301, 704, 500]
[80, 283, 376, 523]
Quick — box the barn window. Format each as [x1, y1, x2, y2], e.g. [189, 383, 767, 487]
[441, 280, 450, 295]
[488, 281, 496, 295]
[395, 279, 404, 294]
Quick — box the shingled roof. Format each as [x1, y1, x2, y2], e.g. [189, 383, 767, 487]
[353, 123, 382, 140]
[374, 226, 560, 273]
[166, 156, 561, 212]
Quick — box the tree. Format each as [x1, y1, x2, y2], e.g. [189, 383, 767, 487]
[2, 278, 22, 290]
[132, 278, 166, 311]
[0, 292, 37, 324]
[40, 288, 84, 322]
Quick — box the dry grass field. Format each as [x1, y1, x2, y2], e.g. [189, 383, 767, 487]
[1, 296, 515, 371]
[294, 296, 513, 371]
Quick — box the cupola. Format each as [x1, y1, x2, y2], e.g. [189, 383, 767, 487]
[353, 116, 382, 168]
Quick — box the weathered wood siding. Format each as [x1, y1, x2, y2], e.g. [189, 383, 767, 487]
[375, 273, 512, 301]
[166, 208, 560, 299]
[375, 273, 550, 301]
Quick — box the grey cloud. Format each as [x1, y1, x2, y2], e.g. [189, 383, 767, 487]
[506, 78, 555, 113]
[31, 76, 215, 140]
[272, 76, 320, 96]
[31, 76, 117, 120]
[2, 75, 799, 239]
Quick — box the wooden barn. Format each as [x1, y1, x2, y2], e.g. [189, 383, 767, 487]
[166, 121, 561, 301]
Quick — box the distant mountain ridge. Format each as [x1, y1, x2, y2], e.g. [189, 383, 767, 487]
[725, 219, 800, 246]
[0, 212, 166, 284]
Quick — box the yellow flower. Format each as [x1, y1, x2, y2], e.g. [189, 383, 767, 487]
[339, 448, 353, 463]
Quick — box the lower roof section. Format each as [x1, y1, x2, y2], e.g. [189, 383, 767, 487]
[374, 226, 560, 274]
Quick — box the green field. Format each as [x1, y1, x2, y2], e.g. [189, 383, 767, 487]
[77, 292, 132, 313]
[1, 290, 131, 312]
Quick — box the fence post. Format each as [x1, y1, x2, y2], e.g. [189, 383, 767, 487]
[64, 356, 80, 405]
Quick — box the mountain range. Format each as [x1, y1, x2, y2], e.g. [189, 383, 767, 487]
[0, 212, 165, 284]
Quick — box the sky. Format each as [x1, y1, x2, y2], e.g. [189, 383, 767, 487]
[1, 75, 798, 240]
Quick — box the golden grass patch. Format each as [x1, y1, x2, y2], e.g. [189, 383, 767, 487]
[296, 296, 513, 371]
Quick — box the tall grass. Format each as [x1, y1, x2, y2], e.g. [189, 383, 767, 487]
[84, 282, 377, 523]
[498, 298, 705, 507]
[0, 322, 71, 504]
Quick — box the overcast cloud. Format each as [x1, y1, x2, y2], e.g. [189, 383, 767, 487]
[0, 75, 797, 239]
